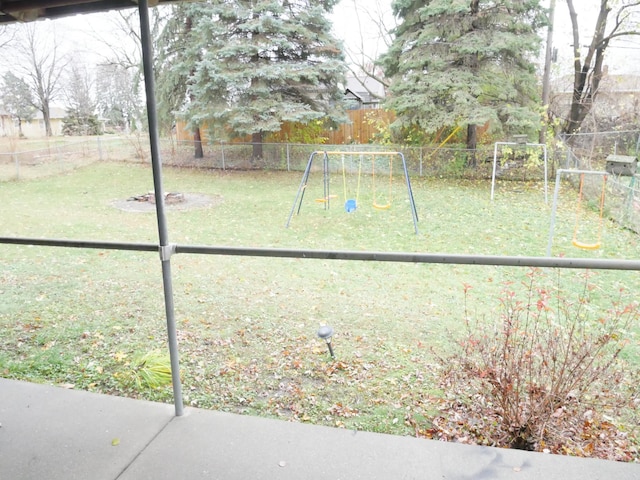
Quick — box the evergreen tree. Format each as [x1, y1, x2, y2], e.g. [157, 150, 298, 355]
[155, 5, 205, 157]
[1, 72, 36, 137]
[381, 0, 546, 160]
[162, 0, 347, 162]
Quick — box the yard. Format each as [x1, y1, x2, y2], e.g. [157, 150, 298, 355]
[1, 159, 639, 460]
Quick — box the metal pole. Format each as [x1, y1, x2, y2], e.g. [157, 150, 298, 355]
[138, 0, 183, 417]
[491, 142, 499, 201]
[13, 153, 19, 180]
[540, 0, 556, 144]
[4, 235, 640, 271]
[286, 143, 290, 171]
[285, 151, 315, 227]
[543, 145, 549, 204]
[324, 152, 330, 210]
[399, 152, 419, 233]
[547, 169, 562, 256]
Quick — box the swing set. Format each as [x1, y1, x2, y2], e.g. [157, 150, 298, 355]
[285, 151, 419, 234]
[547, 169, 608, 256]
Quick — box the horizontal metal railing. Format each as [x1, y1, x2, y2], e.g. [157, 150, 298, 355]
[2, 236, 640, 271]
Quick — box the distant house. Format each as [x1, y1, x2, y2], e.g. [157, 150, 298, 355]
[344, 74, 386, 110]
[1, 106, 66, 137]
[550, 72, 640, 130]
[0, 108, 12, 136]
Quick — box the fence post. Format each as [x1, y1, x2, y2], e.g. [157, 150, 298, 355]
[220, 141, 226, 170]
[97, 136, 103, 161]
[13, 153, 19, 180]
[419, 147, 423, 177]
[287, 143, 290, 171]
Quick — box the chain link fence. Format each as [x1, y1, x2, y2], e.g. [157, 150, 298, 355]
[159, 139, 556, 181]
[0, 136, 157, 181]
[1, 134, 566, 182]
[558, 130, 640, 234]
[3, 132, 639, 232]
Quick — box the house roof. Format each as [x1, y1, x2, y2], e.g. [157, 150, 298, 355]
[0, 0, 173, 23]
[345, 74, 385, 104]
[552, 73, 640, 94]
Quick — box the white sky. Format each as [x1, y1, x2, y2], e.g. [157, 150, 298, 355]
[1, 1, 639, 83]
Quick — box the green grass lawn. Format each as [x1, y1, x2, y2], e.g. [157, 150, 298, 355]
[1, 161, 639, 451]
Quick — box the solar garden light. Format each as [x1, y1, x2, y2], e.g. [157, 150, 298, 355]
[317, 325, 335, 358]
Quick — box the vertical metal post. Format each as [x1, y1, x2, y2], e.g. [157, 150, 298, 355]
[285, 151, 316, 227]
[491, 142, 499, 201]
[324, 152, 330, 210]
[221, 141, 226, 170]
[286, 143, 290, 171]
[97, 136, 103, 161]
[546, 169, 563, 256]
[543, 145, 549, 204]
[13, 153, 19, 180]
[138, 0, 184, 417]
[399, 152, 419, 234]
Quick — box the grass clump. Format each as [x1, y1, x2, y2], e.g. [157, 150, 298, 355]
[125, 350, 173, 390]
[432, 268, 640, 460]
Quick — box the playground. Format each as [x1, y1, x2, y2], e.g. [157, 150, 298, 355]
[1, 156, 639, 458]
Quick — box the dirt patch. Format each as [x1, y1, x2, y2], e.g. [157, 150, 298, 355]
[111, 193, 223, 213]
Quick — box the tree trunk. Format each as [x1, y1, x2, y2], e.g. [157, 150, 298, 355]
[252, 131, 263, 164]
[194, 126, 204, 159]
[466, 124, 477, 167]
[563, 0, 612, 134]
[540, 0, 556, 144]
[42, 103, 52, 137]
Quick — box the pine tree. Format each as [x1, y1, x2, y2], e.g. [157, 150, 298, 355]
[381, 0, 546, 161]
[155, 5, 206, 157]
[1, 72, 36, 137]
[164, 0, 347, 162]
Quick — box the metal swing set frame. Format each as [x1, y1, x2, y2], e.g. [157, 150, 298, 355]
[285, 151, 420, 234]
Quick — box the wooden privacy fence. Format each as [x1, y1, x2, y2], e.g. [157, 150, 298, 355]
[175, 109, 396, 145]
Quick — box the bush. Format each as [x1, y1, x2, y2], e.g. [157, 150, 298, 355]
[62, 113, 102, 136]
[432, 269, 640, 460]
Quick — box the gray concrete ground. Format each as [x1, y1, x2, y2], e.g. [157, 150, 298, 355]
[1, 378, 638, 480]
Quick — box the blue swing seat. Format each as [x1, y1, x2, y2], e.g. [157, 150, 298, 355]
[345, 199, 357, 213]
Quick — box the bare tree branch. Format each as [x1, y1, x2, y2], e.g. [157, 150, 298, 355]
[12, 23, 70, 137]
[563, 0, 640, 134]
[341, 0, 394, 97]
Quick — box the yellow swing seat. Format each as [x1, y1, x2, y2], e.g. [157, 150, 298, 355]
[315, 195, 337, 203]
[373, 202, 391, 210]
[572, 172, 607, 252]
[572, 239, 601, 250]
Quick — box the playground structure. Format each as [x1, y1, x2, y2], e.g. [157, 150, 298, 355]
[547, 169, 609, 256]
[285, 151, 419, 234]
[491, 138, 549, 203]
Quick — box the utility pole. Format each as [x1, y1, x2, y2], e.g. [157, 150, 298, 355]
[540, 0, 557, 144]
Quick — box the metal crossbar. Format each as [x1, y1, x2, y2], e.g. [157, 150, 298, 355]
[3, 237, 640, 271]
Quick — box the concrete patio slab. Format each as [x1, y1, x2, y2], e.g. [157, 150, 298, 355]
[120, 407, 640, 480]
[0, 378, 173, 480]
[1, 378, 638, 480]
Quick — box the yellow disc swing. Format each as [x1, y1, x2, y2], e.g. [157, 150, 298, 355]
[572, 173, 607, 250]
[372, 155, 393, 210]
